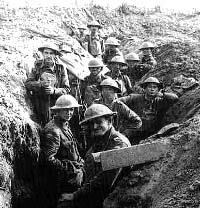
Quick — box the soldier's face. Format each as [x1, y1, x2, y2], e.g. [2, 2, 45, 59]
[127, 60, 139, 67]
[142, 48, 152, 56]
[89, 117, 111, 137]
[89, 67, 101, 76]
[102, 86, 116, 101]
[145, 83, 159, 97]
[56, 108, 74, 121]
[90, 26, 99, 33]
[110, 63, 121, 75]
[108, 45, 118, 52]
[42, 48, 56, 60]
[79, 28, 85, 34]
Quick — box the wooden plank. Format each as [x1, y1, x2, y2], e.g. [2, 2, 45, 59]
[93, 140, 170, 171]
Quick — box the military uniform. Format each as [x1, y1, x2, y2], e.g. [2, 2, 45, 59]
[119, 92, 178, 143]
[141, 54, 157, 67]
[72, 126, 131, 208]
[103, 48, 123, 65]
[112, 74, 133, 96]
[93, 98, 142, 136]
[25, 59, 70, 126]
[81, 73, 109, 106]
[39, 116, 84, 207]
[85, 34, 105, 58]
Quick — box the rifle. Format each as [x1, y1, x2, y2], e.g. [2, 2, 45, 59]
[73, 78, 87, 154]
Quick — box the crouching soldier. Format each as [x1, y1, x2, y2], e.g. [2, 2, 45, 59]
[94, 78, 142, 139]
[25, 44, 70, 126]
[58, 104, 131, 208]
[39, 95, 84, 208]
[119, 77, 179, 144]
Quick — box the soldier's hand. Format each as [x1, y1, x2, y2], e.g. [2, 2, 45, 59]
[44, 86, 54, 95]
[58, 193, 74, 208]
[59, 193, 74, 202]
[40, 80, 51, 87]
[68, 169, 84, 187]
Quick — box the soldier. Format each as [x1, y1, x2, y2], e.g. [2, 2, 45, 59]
[81, 58, 109, 106]
[109, 55, 133, 96]
[25, 44, 70, 126]
[139, 41, 157, 67]
[94, 78, 142, 138]
[103, 37, 123, 66]
[125, 52, 142, 84]
[76, 25, 87, 48]
[85, 20, 105, 59]
[119, 77, 179, 144]
[39, 95, 84, 208]
[58, 104, 131, 208]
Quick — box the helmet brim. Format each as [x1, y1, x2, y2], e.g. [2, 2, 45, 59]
[79, 112, 117, 125]
[97, 85, 121, 93]
[87, 25, 102, 29]
[110, 61, 127, 66]
[51, 104, 82, 110]
[38, 47, 61, 56]
[140, 82, 163, 89]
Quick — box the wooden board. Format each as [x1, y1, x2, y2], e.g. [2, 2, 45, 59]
[93, 140, 170, 171]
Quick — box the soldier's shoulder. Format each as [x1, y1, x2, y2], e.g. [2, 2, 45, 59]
[34, 59, 43, 68]
[121, 93, 143, 101]
[111, 129, 131, 147]
[44, 119, 60, 135]
[93, 98, 102, 104]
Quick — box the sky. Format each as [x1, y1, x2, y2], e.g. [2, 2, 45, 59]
[4, 0, 200, 11]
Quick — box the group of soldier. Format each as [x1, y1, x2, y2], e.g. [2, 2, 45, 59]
[24, 20, 179, 208]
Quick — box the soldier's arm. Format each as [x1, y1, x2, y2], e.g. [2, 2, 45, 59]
[116, 101, 142, 129]
[73, 137, 129, 207]
[118, 94, 133, 107]
[162, 92, 179, 105]
[124, 75, 133, 94]
[150, 57, 157, 66]
[41, 128, 77, 174]
[54, 67, 70, 95]
[25, 67, 44, 92]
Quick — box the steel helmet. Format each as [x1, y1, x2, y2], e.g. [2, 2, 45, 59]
[110, 56, 127, 66]
[97, 78, 121, 93]
[105, 37, 120, 46]
[88, 58, 104, 68]
[51, 95, 81, 110]
[87, 20, 102, 29]
[59, 44, 72, 53]
[80, 104, 116, 125]
[140, 77, 163, 89]
[78, 24, 87, 30]
[125, 52, 140, 61]
[38, 43, 61, 56]
[139, 42, 155, 50]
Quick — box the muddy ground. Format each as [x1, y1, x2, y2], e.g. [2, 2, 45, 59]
[1, 3, 200, 208]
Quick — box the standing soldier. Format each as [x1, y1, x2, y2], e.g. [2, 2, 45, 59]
[39, 95, 84, 208]
[81, 58, 109, 107]
[119, 77, 179, 144]
[139, 41, 157, 69]
[76, 24, 87, 48]
[109, 55, 133, 96]
[125, 52, 142, 85]
[94, 78, 142, 139]
[85, 20, 105, 59]
[58, 104, 131, 208]
[25, 44, 70, 126]
[103, 37, 123, 66]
